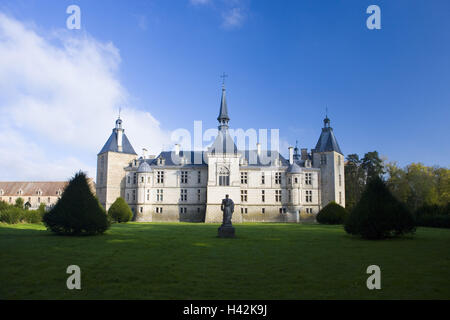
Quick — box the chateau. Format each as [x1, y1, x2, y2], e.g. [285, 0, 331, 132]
[96, 85, 345, 223]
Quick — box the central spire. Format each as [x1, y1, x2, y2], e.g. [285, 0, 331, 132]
[217, 77, 230, 131]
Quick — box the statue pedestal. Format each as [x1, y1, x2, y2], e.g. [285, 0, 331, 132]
[218, 225, 235, 238]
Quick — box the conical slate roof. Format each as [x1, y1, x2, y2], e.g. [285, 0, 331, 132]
[137, 161, 152, 173]
[314, 125, 342, 155]
[217, 86, 229, 121]
[287, 162, 302, 173]
[98, 130, 137, 155]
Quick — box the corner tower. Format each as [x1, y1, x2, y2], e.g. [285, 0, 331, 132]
[312, 116, 345, 208]
[97, 116, 137, 210]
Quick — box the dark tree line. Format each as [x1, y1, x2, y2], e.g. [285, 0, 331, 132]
[345, 151, 449, 213]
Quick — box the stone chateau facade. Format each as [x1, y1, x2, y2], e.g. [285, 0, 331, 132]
[96, 85, 345, 223]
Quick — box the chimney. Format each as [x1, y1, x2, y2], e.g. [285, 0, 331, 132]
[301, 148, 308, 160]
[257, 143, 261, 156]
[142, 148, 148, 159]
[174, 144, 180, 156]
[288, 147, 294, 165]
[117, 129, 123, 152]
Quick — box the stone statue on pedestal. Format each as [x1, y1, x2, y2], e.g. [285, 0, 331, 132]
[218, 194, 235, 238]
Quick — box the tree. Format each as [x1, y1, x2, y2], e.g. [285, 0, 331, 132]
[361, 151, 385, 182]
[386, 162, 410, 204]
[43, 171, 109, 235]
[316, 202, 348, 225]
[345, 177, 415, 239]
[345, 154, 365, 211]
[14, 197, 24, 209]
[108, 197, 133, 223]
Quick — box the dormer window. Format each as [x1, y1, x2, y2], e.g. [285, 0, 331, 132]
[36, 189, 42, 196]
[0, 189, 3, 196]
[56, 189, 62, 196]
[18, 189, 23, 195]
[158, 157, 165, 166]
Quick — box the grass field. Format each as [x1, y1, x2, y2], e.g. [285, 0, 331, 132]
[1, 222, 449, 300]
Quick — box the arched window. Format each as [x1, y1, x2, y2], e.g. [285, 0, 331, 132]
[218, 166, 230, 186]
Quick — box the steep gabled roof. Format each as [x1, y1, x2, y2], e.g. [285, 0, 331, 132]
[98, 130, 137, 155]
[217, 86, 229, 122]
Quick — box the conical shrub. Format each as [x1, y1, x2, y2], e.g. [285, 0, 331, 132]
[108, 197, 133, 223]
[43, 171, 109, 235]
[345, 177, 415, 239]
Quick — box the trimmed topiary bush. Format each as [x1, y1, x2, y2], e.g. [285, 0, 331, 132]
[108, 197, 133, 223]
[316, 201, 348, 225]
[43, 171, 110, 235]
[345, 177, 416, 239]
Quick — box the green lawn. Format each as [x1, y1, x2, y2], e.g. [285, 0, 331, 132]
[1, 222, 449, 299]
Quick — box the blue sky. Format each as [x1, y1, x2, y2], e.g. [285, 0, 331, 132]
[0, 0, 449, 180]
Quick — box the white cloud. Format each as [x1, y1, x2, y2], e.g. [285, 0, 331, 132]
[0, 13, 171, 181]
[221, 7, 245, 29]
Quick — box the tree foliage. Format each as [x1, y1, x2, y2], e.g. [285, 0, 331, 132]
[108, 197, 133, 223]
[345, 177, 415, 239]
[43, 171, 109, 235]
[316, 202, 348, 225]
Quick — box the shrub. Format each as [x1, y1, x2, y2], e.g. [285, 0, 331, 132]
[23, 210, 42, 224]
[316, 202, 348, 224]
[43, 171, 110, 235]
[108, 197, 133, 223]
[0, 200, 11, 212]
[414, 203, 450, 228]
[15, 197, 24, 209]
[0, 207, 23, 224]
[345, 177, 416, 239]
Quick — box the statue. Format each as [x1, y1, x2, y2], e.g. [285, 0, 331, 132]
[218, 194, 235, 238]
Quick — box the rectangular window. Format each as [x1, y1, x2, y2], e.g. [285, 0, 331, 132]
[197, 171, 201, 184]
[306, 208, 312, 214]
[261, 173, 265, 185]
[294, 177, 298, 184]
[133, 173, 137, 184]
[197, 189, 201, 201]
[180, 207, 187, 214]
[141, 176, 144, 183]
[132, 190, 136, 201]
[241, 190, 248, 202]
[339, 192, 342, 204]
[157, 189, 163, 202]
[181, 171, 188, 184]
[275, 190, 282, 202]
[339, 174, 342, 187]
[157, 171, 164, 184]
[219, 175, 230, 186]
[241, 207, 248, 214]
[181, 189, 187, 202]
[261, 208, 265, 214]
[305, 173, 312, 185]
[48, 197, 51, 203]
[241, 172, 248, 184]
[261, 190, 265, 203]
[320, 154, 327, 165]
[126, 193, 129, 201]
[288, 190, 291, 202]
[127, 176, 130, 184]
[305, 190, 312, 203]
[140, 207, 143, 213]
[275, 172, 282, 184]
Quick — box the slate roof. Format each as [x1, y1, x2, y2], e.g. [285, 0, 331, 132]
[217, 86, 229, 121]
[139, 149, 289, 168]
[210, 130, 238, 154]
[287, 162, 302, 173]
[314, 127, 343, 155]
[98, 130, 137, 155]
